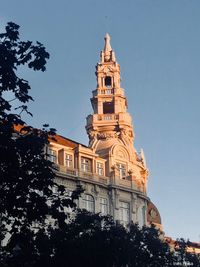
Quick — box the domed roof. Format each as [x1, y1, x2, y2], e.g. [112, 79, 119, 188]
[147, 202, 162, 226]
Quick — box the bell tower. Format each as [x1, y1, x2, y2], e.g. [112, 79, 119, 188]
[86, 34, 134, 150]
[86, 34, 148, 193]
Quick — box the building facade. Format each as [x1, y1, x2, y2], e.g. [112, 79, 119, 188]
[49, 34, 161, 228]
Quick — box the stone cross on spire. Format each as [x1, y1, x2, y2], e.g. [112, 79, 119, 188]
[101, 33, 116, 62]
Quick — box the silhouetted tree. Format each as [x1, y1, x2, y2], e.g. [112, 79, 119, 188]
[173, 238, 200, 267]
[0, 22, 80, 265]
[25, 209, 200, 267]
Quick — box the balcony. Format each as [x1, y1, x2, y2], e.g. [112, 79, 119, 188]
[98, 114, 118, 121]
[57, 165, 108, 185]
[86, 113, 132, 128]
[86, 114, 118, 126]
[92, 88, 114, 97]
[119, 178, 132, 188]
[92, 88, 125, 97]
[56, 165, 136, 191]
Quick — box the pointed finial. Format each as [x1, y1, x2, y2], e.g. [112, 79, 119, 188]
[100, 33, 116, 63]
[104, 33, 112, 53]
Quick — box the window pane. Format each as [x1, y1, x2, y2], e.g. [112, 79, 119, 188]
[49, 149, 57, 163]
[117, 163, 126, 178]
[66, 154, 72, 168]
[138, 206, 146, 227]
[100, 197, 108, 215]
[81, 158, 92, 172]
[82, 194, 95, 212]
[97, 162, 104, 176]
[119, 201, 130, 226]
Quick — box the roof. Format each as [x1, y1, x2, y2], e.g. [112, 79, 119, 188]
[147, 201, 162, 225]
[49, 134, 88, 149]
[13, 124, 88, 149]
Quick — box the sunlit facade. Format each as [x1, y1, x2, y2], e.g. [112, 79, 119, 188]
[49, 34, 161, 228]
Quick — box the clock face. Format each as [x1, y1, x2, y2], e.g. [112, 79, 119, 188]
[150, 208, 157, 219]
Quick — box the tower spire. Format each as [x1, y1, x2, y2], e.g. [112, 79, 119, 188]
[104, 33, 112, 53]
[101, 33, 116, 62]
[86, 34, 134, 150]
[85, 34, 148, 193]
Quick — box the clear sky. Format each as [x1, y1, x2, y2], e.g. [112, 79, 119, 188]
[1, 0, 200, 242]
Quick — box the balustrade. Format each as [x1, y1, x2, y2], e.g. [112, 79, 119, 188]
[58, 165, 108, 185]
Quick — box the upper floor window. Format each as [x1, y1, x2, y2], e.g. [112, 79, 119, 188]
[99, 197, 108, 215]
[97, 162, 104, 176]
[65, 154, 73, 168]
[82, 194, 95, 213]
[48, 149, 57, 164]
[81, 157, 92, 172]
[117, 163, 126, 178]
[105, 76, 112, 88]
[119, 201, 130, 226]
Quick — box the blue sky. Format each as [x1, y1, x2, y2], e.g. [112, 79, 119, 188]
[1, 0, 200, 242]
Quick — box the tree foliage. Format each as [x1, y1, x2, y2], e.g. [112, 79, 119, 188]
[0, 22, 80, 262]
[3, 209, 200, 267]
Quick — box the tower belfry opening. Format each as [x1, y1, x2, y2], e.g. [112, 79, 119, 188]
[105, 76, 112, 87]
[103, 101, 114, 114]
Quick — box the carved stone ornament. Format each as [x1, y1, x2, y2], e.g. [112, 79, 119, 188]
[119, 129, 133, 144]
[97, 132, 118, 140]
[150, 208, 157, 219]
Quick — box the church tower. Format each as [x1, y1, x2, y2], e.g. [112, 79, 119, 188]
[86, 34, 148, 193]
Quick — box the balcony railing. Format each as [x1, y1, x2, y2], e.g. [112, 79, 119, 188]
[55, 165, 138, 190]
[92, 89, 114, 97]
[86, 114, 118, 126]
[86, 113, 132, 126]
[58, 165, 108, 185]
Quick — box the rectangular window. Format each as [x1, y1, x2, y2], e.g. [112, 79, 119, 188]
[65, 154, 73, 168]
[81, 157, 92, 172]
[100, 197, 108, 215]
[119, 201, 130, 226]
[97, 162, 104, 176]
[82, 194, 95, 212]
[138, 206, 146, 227]
[117, 163, 126, 178]
[48, 149, 57, 164]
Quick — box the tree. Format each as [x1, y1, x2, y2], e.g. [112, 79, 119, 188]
[0, 22, 80, 264]
[48, 211, 200, 267]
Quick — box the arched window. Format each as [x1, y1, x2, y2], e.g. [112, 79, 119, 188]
[82, 194, 95, 212]
[105, 76, 112, 88]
